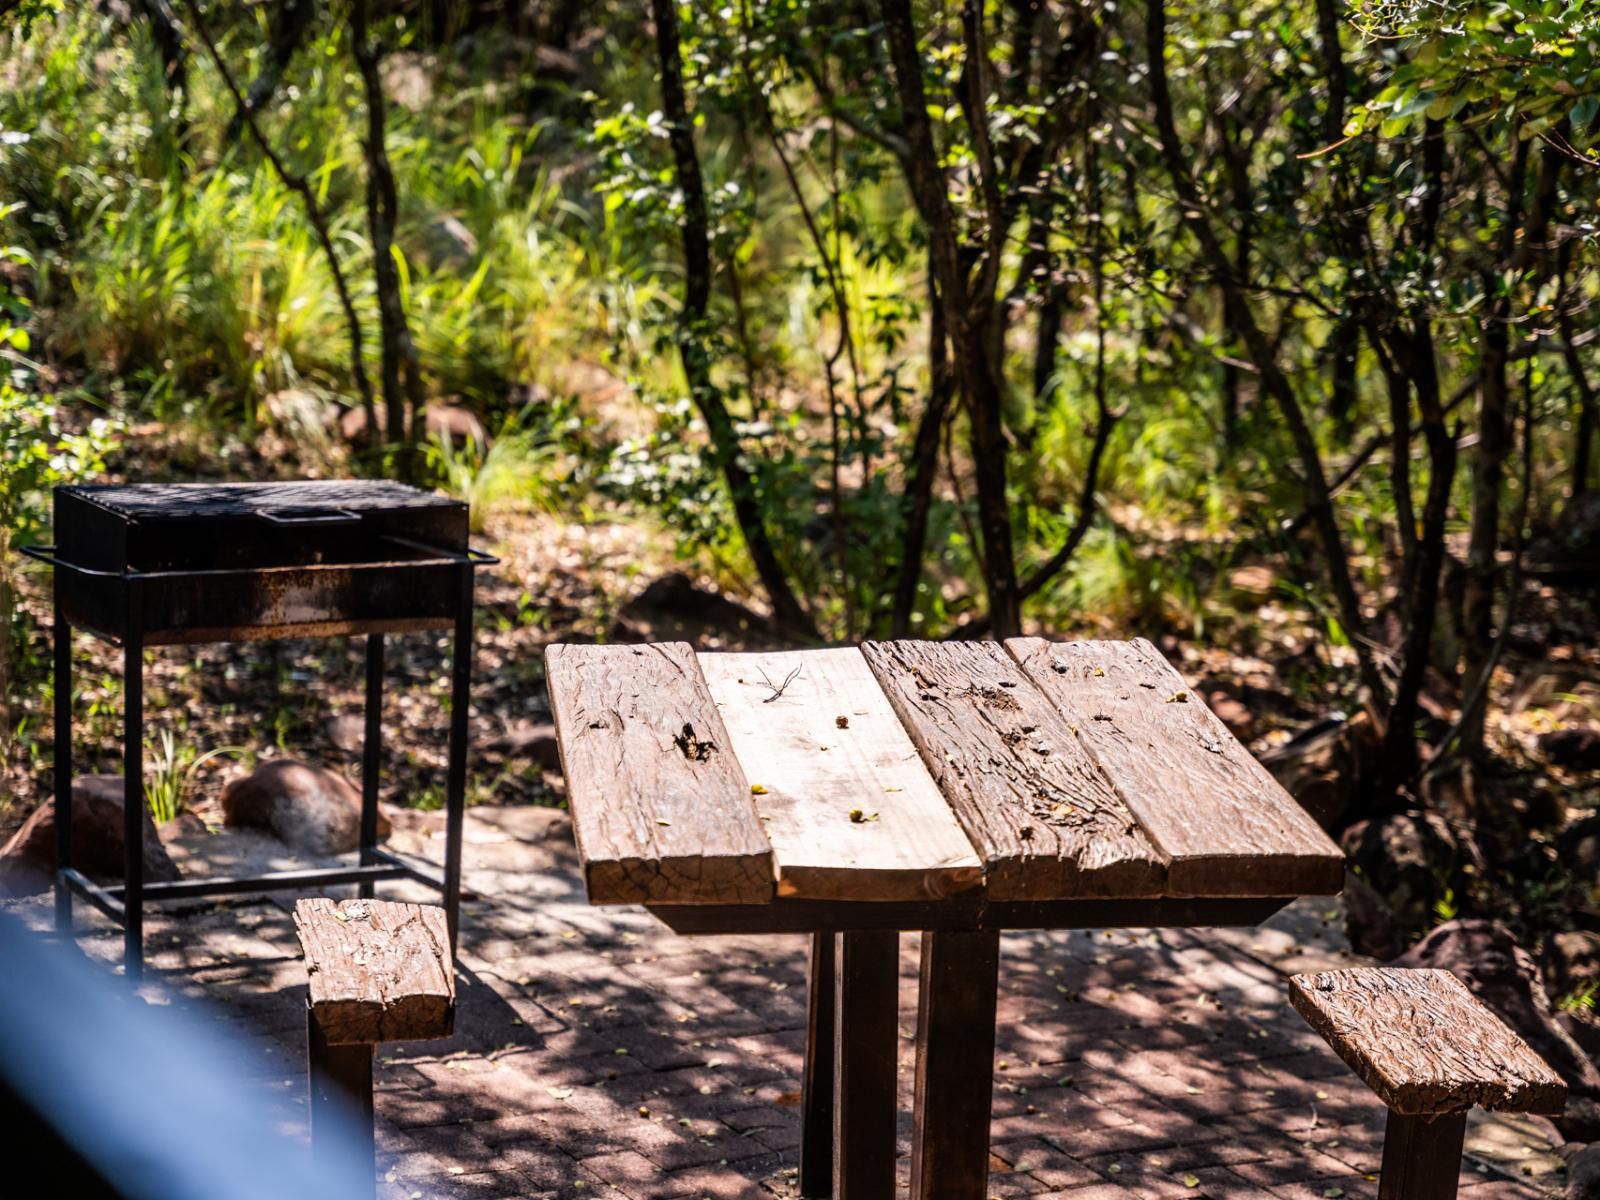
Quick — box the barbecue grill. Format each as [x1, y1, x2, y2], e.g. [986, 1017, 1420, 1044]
[24, 481, 496, 981]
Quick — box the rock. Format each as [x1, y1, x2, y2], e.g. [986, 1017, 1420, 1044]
[1568, 1141, 1600, 1200]
[264, 388, 340, 438]
[1561, 815, 1600, 885]
[1339, 809, 1453, 952]
[338, 404, 487, 447]
[325, 713, 366, 755]
[1262, 711, 1379, 831]
[610, 572, 773, 647]
[1393, 918, 1600, 1142]
[220, 760, 390, 856]
[0, 776, 181, 898]
[1543, 726, 1600, 773]
[1545, 930, 1600, 1001]
[480, 720, 561, 770]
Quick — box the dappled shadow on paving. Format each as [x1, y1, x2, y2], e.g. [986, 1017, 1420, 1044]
[5, 807, 1556, 1199]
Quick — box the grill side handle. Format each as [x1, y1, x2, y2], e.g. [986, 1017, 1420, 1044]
[255, 507, 362, 528]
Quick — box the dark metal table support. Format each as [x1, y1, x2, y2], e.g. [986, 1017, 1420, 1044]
[52, 606, 72, 934]
[910, 930, 1000, 1199]
[123, 581, 144, 982]
[358, 633, 385, 901]
[833, 931, 898, 1200]
[800, 931, 836, 1198]
[1379, 1109, 1466, 1200]
[443, 564, 473, 947]
[50, 576, 475, 981]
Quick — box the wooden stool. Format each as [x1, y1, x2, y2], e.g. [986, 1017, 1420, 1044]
[1289, 967, 1566, 1200]
[295, 898, 455, 1196]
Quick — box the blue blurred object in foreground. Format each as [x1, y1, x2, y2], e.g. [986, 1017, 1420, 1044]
[0, 911, 370, 1199]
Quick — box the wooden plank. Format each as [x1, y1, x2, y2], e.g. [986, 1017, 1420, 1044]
[1006, 637, 1344, 897]
[1289, 968, 1568, 1116]
[860, 640, 1166, 900]
[294, 898, 455, 1044]
[545, 642, 774, 905]
[699, 648, 983, 901]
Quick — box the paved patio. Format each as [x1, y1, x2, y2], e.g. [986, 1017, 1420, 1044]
[8, 806, 1565, 1199]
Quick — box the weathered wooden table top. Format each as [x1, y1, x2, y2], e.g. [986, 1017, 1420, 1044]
[544, 639, 1343, 912]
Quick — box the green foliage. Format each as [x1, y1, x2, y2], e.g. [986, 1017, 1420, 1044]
[1347, 0, 1600, 147]
[143, 730, 243, 825]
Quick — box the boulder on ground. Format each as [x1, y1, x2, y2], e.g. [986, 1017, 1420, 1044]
[1394, 918, 1600, 1141]
[221, 760, 391, 856]
[1568, 1141, 1600, 1200]
[609, 571, 773, 647]
[1561, 815, 1600, 886]
[338, 403, 487, 446]
[1545, 930, 1600, 1002]
[478, 720, 561, 770]
[0, 776, 180, 897]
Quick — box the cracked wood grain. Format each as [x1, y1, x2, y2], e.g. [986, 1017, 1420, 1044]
[860, 639, 1166, 900]
[294, 898, 454, 1044]
[1007, 637, 1344, 897]
[1289, 968, 1567, 1116]
[545, 641, 775, 905]
[699, 647, 983, 902]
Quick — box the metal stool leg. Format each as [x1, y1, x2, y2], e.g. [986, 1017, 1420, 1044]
[442, 565, 473, 953]
[122, 584, 144, 983]
[53, 606, 73, 934]
[358, 633, 384, 900]
[801, 930, 836, 1197]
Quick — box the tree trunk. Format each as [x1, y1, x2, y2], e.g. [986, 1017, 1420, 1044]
[892, 265, 955, 637]
[878, 0, 1021, 638]
[649, 0, 819, 641]
[353, 0, 428, 467]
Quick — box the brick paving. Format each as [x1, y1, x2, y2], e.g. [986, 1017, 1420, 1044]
[10, 806, 1565, 1199]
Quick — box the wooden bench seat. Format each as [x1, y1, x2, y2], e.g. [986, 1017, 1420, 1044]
[1290, 967, 1565, 1200]
[295, 898, 456, 1197]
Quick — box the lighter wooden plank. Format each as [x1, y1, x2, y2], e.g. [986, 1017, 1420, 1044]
[699, 648, 983, 902]
[1006, 637, 1344, 897]
[545, 642, 775, 905]
[1290, 968, 1567, 1115]
[294, 899, 454, 1044]
[860, 640, 1166, 900]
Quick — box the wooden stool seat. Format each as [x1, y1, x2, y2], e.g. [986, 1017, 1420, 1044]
[295, 898, 456, 1197]
[1290, 967, 1565, 1200]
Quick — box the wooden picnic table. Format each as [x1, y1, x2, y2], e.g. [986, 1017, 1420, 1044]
[545, 638, 1344, 1199]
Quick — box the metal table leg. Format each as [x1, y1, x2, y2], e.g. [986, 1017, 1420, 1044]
[442, 564, 473, 953]
[833, 931, 898, 1200]
[53, 605, 72, 934]
[358, 633, 385, 901]
[801, 930, 836, 1197]
[122, 582, 144, 983]
[910, 930, 1000, 1199]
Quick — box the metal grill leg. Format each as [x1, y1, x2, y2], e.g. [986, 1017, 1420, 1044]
[801, 930, 837, 1198]
[442, 565, 473, 953]
[358, 633, 385, 901]
[53, 608, 73, 935]
[122, 587, 144, 983]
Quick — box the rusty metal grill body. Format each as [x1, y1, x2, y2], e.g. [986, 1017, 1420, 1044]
[26, 481, 493, 981]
